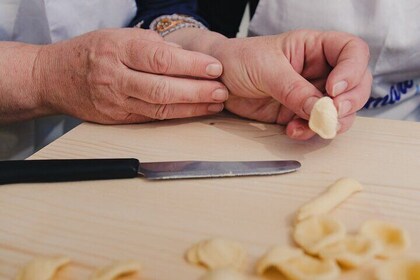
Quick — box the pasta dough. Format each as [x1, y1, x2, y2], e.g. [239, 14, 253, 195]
[182, 177, 414, 280]
[293, 216, 346, 255]
[256, 246, 304, 275]
[360, 220, 410, 258]
[375, 259, 420, 280]
[296, 178, 363, 222]
[15, 256, 70, 280]
[318, 234, 381, 268]
[186, 238, 247, 270]
[199, 268, 248, 280]
[89, 260, 141, 280]
[308, 97, 338, 139]
[279, 254, 340, 280]
[185, 243, 201, 265]
[256, 246, 339, 280]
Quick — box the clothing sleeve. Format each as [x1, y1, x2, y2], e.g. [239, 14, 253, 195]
[198, 0, 247, 38]
[197, 0, 259, 38]
[130, 0, 208, 28]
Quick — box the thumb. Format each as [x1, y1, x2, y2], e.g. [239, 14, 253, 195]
[262, 58, 324, 120]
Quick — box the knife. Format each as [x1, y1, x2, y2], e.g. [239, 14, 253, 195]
[0, 158, 301, 184]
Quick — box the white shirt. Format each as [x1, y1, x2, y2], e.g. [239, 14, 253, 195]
[0, 0, 137, 159]
[248, 0, 420, 121]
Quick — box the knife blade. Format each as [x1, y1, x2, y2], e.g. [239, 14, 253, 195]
[0, 158, 301, 184]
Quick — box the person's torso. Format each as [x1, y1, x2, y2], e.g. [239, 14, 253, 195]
[249, 0, 420, 121]
[1, 0, 137, 43]
[0, 0, 137, 159]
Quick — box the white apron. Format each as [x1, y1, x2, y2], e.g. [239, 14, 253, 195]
[0, 0, 137, 159]
[249, 0, 420, 121]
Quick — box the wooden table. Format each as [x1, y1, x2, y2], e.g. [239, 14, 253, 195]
[1, 114, 420, 279]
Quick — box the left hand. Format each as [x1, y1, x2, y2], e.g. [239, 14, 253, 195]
[209, 30, 372, 140]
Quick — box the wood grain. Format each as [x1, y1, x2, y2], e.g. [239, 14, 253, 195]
[1, 114, 420, 279]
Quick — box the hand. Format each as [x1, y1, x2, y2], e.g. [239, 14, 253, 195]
[209, 30, 372, 140]
[34, 28, 227, 123]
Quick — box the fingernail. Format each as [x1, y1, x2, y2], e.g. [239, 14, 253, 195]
[303, 97, 319, 116]
[212, 88, 228, 101]
[291, 127, 304, 138]
[206, 63, 223, 77]
[208, 103, 224, 113]
[338, 100, 352, 117]
[332, 81, 348, 97]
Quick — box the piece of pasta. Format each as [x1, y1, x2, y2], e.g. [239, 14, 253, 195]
[89, 260, 141, 280]
[199, 268, 249, 280]
[360, 220, 410, 258]
[308, 97, 338, 139]
[15, 256, 70, 280]
[256, 246, 304, 275]
[186, 238, 247, 270]
[296, 178, 363, 222]
[375, 259, 420, 280]
[318, 234, 382, 268]
[278, 254, 341, 280]
[293, 215, 346, 255]
[185, 243, 201, 265]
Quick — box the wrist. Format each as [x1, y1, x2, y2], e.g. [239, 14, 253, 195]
[0, 42, 54, 123]
[33, 40, 85, 117]
[31, 45, 56, 116]
[165, 28, 228, 56]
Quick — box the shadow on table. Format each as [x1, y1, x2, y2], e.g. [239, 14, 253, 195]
[94, 112, 331, 162]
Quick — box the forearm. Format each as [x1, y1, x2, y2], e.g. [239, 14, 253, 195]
[0, 42, 50, 124]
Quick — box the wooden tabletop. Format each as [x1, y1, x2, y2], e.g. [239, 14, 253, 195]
[1, 113, 420, 279]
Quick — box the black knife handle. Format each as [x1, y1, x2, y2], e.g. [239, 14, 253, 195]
[0, 158, 140, 184]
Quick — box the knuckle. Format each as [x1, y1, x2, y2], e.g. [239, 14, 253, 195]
[355, 37, 370, 53]
[151, 45, 173, 74]
[349, 36, 371, 62]
[93, 38, 119, 59]
[362, 40, 370, 56]
[366, 69, 373, 84]
[124, 39, 138, 61]
[150, 78, 171, 104]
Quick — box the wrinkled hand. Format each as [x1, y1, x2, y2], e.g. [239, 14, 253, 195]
[34, 28, 227, 123]
[209, 30, 372, 140]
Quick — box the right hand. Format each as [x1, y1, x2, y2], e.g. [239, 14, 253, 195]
[208, 30, 371, 140]
[34, 28, 227, 123]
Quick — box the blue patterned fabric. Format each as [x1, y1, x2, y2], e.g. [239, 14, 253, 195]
[131, 0, 208, 28]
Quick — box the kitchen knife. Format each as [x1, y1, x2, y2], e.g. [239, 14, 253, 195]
[0, 158, 301, 184]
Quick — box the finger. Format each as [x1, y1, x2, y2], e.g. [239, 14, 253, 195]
[121, 39, 223, 78]
[333, 70, 372, 118]
[119, 70, 228, 104]
[309, 78, 327, 93]
[124, 97, 224, 120]
[225, 96, 282, 123]
[276, 106, 296, 125]
[286, 112, 357, 140]
[263, 56, 324, 120]
[337, 113, 357, 134]
[285, 118, 316, 140]
[108, 113, 154, 124]
[322, 32, 370, 97]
